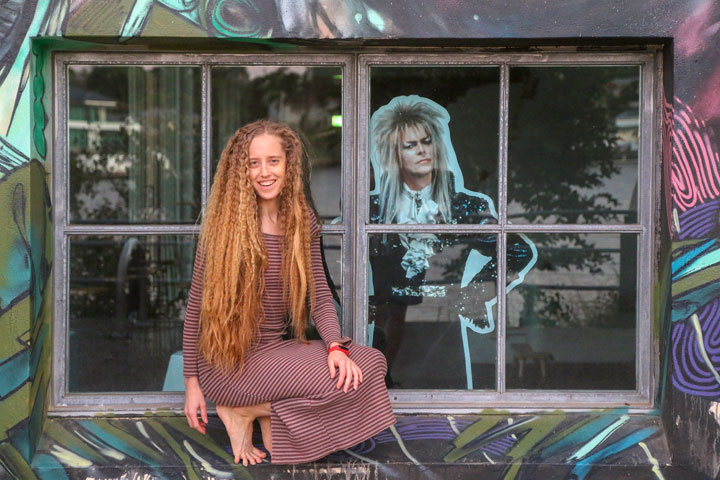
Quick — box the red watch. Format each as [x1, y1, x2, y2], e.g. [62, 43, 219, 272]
[328, 344, 350, 357]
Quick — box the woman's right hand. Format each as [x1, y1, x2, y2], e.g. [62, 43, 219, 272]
[184, 376, 208, 434]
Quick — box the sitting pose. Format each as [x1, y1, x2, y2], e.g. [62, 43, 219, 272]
[183, 120, 395, 466]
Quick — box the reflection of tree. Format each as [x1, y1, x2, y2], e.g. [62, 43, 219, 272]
[371, 66, 639, 328]
[212, 67, 342, 167]
[69, 68, 129, 223]
[508, 67, 639, 327]
[68, 66, 197, 330]
[508, 67, 637, 224]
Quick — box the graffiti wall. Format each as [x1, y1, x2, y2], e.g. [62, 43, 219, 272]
[30, 411, 670, 479]
[0, 0, 719, 478]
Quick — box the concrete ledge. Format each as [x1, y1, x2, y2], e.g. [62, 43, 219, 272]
[30, 412, 693, 479]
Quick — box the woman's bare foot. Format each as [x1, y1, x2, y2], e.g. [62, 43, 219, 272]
[216, 405, 267, 466]
[258, 416, 272, 455]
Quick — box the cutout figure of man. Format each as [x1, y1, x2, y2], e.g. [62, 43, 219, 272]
[368, 95, 537, 389]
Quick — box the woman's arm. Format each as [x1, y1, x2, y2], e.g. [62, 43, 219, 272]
[308, 214, 352, 349]
[182, 245, 205, 378]
[308, 213, 362, 391]
[183, 245, 207, 432]
[184, 376, 208, 434]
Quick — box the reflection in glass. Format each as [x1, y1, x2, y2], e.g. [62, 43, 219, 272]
[506, 234, 637, 390]
[212, 66, 342, 223]
[68, 66, 201, 224]
[370, 66, 500, 202]
[508, 66, 640, 224]
[368, 233, 508, 390]
[68, 235, 196, 392]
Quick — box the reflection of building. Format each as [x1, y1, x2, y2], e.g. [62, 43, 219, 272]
[69, 87, 140, 156]
[616, 109, 640, 154]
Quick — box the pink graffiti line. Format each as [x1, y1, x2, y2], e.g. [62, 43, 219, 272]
[671, 97, 720, 212]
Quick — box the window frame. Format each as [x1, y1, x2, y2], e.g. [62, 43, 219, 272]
[52, 52, 356, 410]
[357, 52, 659, 411]
[51, 49, 661, 412]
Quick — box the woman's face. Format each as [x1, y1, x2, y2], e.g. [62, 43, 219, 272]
[398, 124, 434, 185]
[248, 133, 287, 205]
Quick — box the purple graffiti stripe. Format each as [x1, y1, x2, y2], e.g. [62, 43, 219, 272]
[482, 436, 518, 457]
[672, 298, 720, 397]
[677, 197, 720, 239]
[349, 417, 517, 458]
[671, 97, 720, 213]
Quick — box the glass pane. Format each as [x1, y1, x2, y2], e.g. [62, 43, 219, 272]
[308, 235, 343, 339]
[368, 233, 502, 390]
[369, 66, 499, 224]
[68, 235, 196, 392]
[212, 66, 342, 224]
[68, 66, 201, 224]
[506, 233, 637, 390]
[508, 66, 640, 224]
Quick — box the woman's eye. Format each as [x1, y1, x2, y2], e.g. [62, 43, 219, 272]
[249, 161, 259, 167]
[421, 137, 432, 145]
[402, 143, 413, 149]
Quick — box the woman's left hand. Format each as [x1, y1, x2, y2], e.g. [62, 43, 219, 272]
[328, 346, 363, 392]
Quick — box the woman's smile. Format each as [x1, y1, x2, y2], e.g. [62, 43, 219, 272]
[248, 133, 287, 205]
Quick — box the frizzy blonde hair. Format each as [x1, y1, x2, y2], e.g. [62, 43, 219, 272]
[371, 96, 453, 224]
[198, 120, 316, 372]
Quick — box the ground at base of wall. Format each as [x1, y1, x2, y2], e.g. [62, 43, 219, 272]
[16, 413, 701, 480]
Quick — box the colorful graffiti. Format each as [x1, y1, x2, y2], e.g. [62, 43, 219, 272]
[0, 0, 719, 478]
[671, 98, 720, 219]
[27, 412, 671, 479]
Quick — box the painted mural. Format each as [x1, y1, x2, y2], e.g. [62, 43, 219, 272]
[30, 411, 671, 479]
[0, 0, 719, 478]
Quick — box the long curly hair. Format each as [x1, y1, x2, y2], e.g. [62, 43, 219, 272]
[198, 120, 315, 372]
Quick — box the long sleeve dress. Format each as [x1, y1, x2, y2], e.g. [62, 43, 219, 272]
[182, 216, 396, 464]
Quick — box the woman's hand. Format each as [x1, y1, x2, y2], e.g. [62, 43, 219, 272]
[328, 344, 363, 392]
[184, 376, 208, 434]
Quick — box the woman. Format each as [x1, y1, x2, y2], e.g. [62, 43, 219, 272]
[183, 120, 395, 466]
[368, 95, 536, 389]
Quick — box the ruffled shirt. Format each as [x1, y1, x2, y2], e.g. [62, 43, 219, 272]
[396, 183, 438, 279]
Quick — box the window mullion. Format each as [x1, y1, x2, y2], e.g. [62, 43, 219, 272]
[354, 55, 371, 345]
[497, 63, 510, 394]
[201, 63, 211, 215]
[341, 54, 357, 339]
[54, 57, 69, 407]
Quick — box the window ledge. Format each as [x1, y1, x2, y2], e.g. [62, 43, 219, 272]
[30, 412, 684, 478]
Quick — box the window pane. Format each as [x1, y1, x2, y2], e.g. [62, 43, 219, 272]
[211, 66, 343, 224]
[507, 66, 640, 225]
[68, 235, 196, 392]
[368, 233, 500, 390]
[308, 235, 343, 339]
[506, 233, 637, 390]
[369, 66, 499, 224]
[68, 66, 201, 224]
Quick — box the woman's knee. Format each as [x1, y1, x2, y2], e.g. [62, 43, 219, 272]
[357, 346, 387, 376]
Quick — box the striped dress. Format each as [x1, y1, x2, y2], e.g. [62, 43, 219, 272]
[182, 217, 396, 464]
